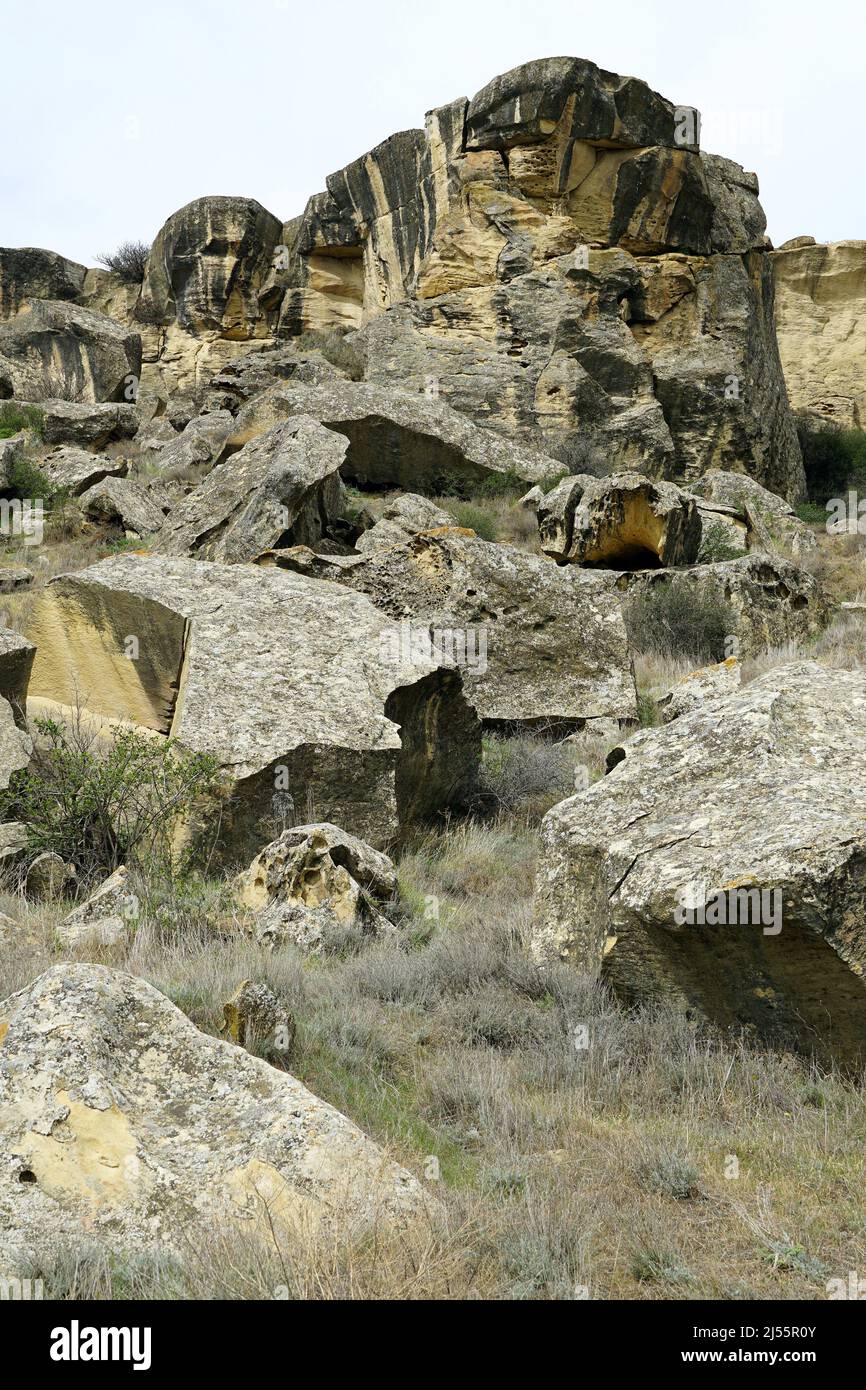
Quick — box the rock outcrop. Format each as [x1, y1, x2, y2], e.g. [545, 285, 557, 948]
[535, 471, 702, 567]
[533, 662, 866, 1067]
[772, 240, 866, 427]
[263, 530, 638, 727]
[26, 555, 481, 862]
[689, 469, 817, 559]
[78, 477, 166, 538]
[0, 301, 141, 403]
[0, 248, 87, 318]
[56, 866, 138, 948]
[0, 628, 36, 722]
[236, 823, 398, 953]
[0, 963, 432, 1271]
[151, 418, 349, 561]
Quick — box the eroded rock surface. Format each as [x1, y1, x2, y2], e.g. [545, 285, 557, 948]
[26, 555, 481, 862]
[536, 471, 702, 568]
[772, 240, 866, 427]
[0, 301, 140, 403]
[533, 662, 866, 1066]
[0, 963, 433, 1271]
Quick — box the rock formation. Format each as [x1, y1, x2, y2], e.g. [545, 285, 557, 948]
[772, 239, 866, 427]
[26, 554, 481, 862]
[0, 963, 432, 1272]
[533, 662, 866, 1067]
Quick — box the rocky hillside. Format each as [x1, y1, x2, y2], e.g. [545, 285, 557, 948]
[0, 55, 864, 1300]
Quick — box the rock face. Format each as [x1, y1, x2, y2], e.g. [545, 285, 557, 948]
[228, 380, 557, 491]
[689, 469, 817, 559]
[0, 628, 36, 722]
[0, 694, 32, 786]
[236, 823, 398, 953]
[269, 530, 638, 726]
[0, 301, 141, 403]
[0, 248, 87, 318]
[151, 418, 349, 561]
[26, 555, 481, 863]
[619, 554, 830, 658]
[772, 240, 866, 427]
[533, 662, 866, 1067]
[0, 963, 432, 1271]
[536, 471, 702, 567]
[137, 197, 283, 338]
[35, 446, 128, 497]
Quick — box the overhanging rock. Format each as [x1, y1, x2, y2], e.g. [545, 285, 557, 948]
[26, 555, 481, 864]
[536, 471, 702, 568]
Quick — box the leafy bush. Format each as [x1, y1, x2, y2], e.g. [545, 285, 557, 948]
[0, 716, 223, 879]
[447, 500, 497, 541]
[624, 581, 736, 663]
[96, 240, 151, 282]
[0, 403, 44, 440]
[796, 417, 866, 503]
[4, 453, 63, 504]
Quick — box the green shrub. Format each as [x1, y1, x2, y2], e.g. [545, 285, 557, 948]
[797, 417, 866, 503]
[0, 403, 44, 440]
[624, 581, 736, 663]
[4, 453, 63, 504]
[795, 501, 828, 525]
[447, 501, 497, 541]
[0, 716, 223, 879]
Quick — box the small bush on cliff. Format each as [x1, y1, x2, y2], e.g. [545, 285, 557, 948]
[624, 581, 736, 663]
[96, 240, 151, 282]
[0, 716, 223, 879]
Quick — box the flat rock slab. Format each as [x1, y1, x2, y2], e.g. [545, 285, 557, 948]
[0, 963, 433, 1271]
[533, 661, 866, 1066]
[26, 554, 480, 863]
[262, 531, 637, 726]
[228, 380, 558, 490]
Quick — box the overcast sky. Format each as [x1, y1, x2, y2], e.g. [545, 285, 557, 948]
[2, 0, 863, 265]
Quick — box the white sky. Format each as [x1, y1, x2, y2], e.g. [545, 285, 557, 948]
[2, 0, 863, 266]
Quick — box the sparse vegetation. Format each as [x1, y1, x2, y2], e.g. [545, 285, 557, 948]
[623, 580, 736, 663]
[295, 326, 365, 380]
[0, 402, 44, 440]
[796, 415, 866, 504]
[96, 240, 151, 282]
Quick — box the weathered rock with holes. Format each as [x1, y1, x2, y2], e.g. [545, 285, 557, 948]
[228, 380, 557, 491]
[26, 555, 481, 864]
[0, 248, 88, 319]
[0, 963, 434, 1271]
[151, 418, 349, 561]
[269, 530, 638, 726]
[657, 657, 741, 723]
[77, 477, 166, 538]
[0, 301, 141, 403]
[536, 471, 702, 567]
[772, 240, 866, 427]
[533, 661, 866, 1066]
[618, 553, 830, 658]
[56, 867, 139, 948]
[236, 823, 398, 953]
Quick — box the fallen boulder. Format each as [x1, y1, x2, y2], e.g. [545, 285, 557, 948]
[37, 400, 138, 448]
[533, 661, 866, 1067]
[356, 494, 453, 553]
[689, 469, 818, 558]
[536, 472, 702, 568]
[26, 555, 481, 863]
[56, 866, 139, 948]
[228, 381, 557, 491]
[0, 628, 35, 722]
[0, 963, 433, 1272]
[0, 248, 87, 318]
[35, 446, 128, 497]
[263, 531, 638, 727]
[236, 822, 398, 953]
[151, 418, 349, 561]
[77, 477, 166, 538]
[0, 300, 141, 403]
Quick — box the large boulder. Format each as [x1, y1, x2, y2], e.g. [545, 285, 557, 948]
[618, 554, 830, 658]
[356, 493, 453, 553]
[151, 418, 349, 561]
[532, 662, 866, 1067]
[0, 301, 141, 403]
[35, 446, 127, 497]
[77, 477, 167, 539]
[0, 248, 87, 319]
[227, 380, 559, 491]
[535, 471, 702, 567]
[0, 693, 32, 785]
[772, 240, 866, 427]
[137, 196, 283, 339]
[689, 469, 817, 558]
[264, 530, 638, 727]
[26, 555, 481, 863]
[0, 963, 432, 1271]
[36, 399, 139, 448]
